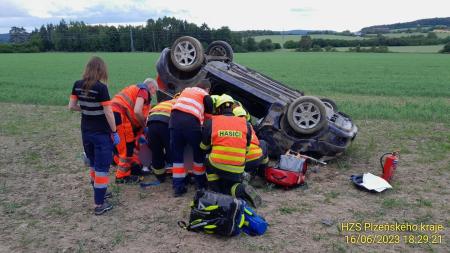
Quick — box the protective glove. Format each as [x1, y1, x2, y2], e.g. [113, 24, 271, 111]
[112, 132, 120, 146]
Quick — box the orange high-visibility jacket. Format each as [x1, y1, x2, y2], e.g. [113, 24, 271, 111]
[172, 87, 208, 124]
[112, 84, 150, 128]
[209, 115, 248, 174]
[148, 99, 177, 119]
[246, 126, 263, 162]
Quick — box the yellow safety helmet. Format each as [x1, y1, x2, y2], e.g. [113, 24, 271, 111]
[233, 106, 247, 117]
[233, 106, 251, 121]
[216, 94, 234, 108]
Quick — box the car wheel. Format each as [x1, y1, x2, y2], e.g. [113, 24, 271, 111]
[287, 96, 328, 135]
[157, 48, 207, 93]
[320, 98, 338, 112]
[206, 41, 234, 61]
[170, 36, 204, 72]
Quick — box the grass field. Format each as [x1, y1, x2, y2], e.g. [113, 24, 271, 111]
[254, 32, 450, 47]
[0, 52, 449, 252]
[254, 34, 366, 44]
[335, 45, 445, 53]
[1, 52, 449, 124]
[365, 32, 450, 39]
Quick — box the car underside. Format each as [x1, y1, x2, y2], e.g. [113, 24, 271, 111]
[155, 36, 358, 160]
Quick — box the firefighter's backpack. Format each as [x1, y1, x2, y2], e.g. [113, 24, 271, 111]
[180, 190, 245, 236]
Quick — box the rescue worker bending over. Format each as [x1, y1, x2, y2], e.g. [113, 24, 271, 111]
[112, 78, 158, 184]
[233, 106, 269, 178]
[200, 94, 262, 208]
[145, 96, 178, 182]
[169, 80, 213, 197]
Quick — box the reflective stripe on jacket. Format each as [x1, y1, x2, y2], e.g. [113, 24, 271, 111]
[148, 99, 176, 119]
[172, 87, 207, 124]
[209, 115, 248, 174]
[246, 126, 263, 162]
[112, 84, 150, 128]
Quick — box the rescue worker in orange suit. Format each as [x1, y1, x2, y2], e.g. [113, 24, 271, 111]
[233, 106, 269, 178]
[200, 94, 262, 208]
[170, 80, 213, 197]
[145, 97, 178, 182]
[112, 78, 158, 184]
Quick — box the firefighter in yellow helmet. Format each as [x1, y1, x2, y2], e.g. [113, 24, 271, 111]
[233, 106, 269, 178]
[200, 94, 262, 208]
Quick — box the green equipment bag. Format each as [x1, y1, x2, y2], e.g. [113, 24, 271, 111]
[179, 190, 245, 236]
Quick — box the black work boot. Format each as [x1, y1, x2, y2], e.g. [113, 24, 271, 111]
[94, 201, 113, 215]
[207, 180, 221, 193]
[115, 175, 141, 184]
[240, 183, 262, 208]
[155, 174, 166, 183]
[173, 187, 187, 198]
[130, 163, 144, 176]
[195, 174, 207, 191]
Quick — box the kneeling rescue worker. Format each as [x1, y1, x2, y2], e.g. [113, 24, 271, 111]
[145, 95, 178, 182]
[112, 78, 158, 183]
[169, 80, 213, 197]
[200, 94, 262, 208]
[233, 106, 269, 177]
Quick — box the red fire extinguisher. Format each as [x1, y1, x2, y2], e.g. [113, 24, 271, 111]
[380, 151, 399, 182]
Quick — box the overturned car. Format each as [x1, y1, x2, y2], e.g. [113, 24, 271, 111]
[155, 36, 357, 160]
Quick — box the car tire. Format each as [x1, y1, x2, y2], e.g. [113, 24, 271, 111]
[320, 98, 338, 112]
[206, 41, 234, 61]
[287, 96, 328, 135]
[157, 48, 207, 93]
[170, 36, 204, 72]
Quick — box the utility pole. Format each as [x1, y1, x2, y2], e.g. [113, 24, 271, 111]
[152, 29, 156, 52]
[141, 29, 144, 52]
[130, 27, 135, 52]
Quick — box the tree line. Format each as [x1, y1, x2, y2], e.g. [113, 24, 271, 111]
[283, 33, 450, 52]
[1, 17, 281, 53]
[360, 17, 450, 34]
[3, 16, 450, 53]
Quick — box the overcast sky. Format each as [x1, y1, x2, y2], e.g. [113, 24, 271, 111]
[1, 0, 449, 33]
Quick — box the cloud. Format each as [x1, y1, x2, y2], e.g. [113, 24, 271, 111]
[46, 4, 175, 24]
[0, 1, 179, 32]
[0, 0, 449, 33]
[290, 7, 314, 13]
[0, 0, 30, 18]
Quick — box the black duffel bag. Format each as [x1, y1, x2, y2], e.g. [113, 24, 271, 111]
[179, 190, 245, 236]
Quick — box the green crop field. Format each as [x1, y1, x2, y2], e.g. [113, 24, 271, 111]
[335, 44, 445, 53]
[1, 52, 448, 123]
[1, 52, 449, 252]
[386, 44, 445, 53]
[255, 32, 450, 47]
[253, 34, 366, 44]
[365, 32, 450, 39]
